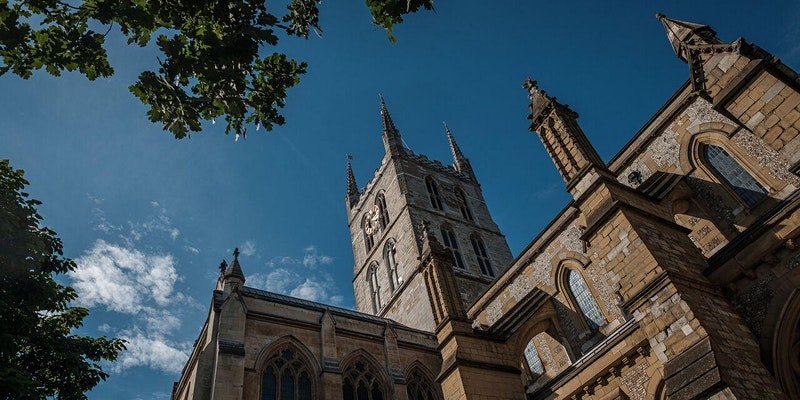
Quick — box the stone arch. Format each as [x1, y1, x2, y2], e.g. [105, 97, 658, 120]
[760, 269, 800, 398]
[645, 371, 666, 400]
[509, 306, 558, 359]
[253, 335, 321, 375]
[339, 349, 391, 400]
[553, 258, 607, 334]
[403, 361, 442, 400]
[253, 335, 321, 400]
[680, 130, 780, 197]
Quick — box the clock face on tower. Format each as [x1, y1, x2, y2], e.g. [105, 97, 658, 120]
[364, 205, 381, 235]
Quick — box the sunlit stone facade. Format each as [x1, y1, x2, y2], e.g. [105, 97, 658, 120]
[172, 15, 800, 400]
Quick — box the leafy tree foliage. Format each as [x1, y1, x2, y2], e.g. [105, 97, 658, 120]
[0, 0, 433, 139]
[0, 159, 126, 400]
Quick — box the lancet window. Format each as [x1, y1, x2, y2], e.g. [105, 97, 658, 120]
[440, 226, 466, 269]
[470, 234, 494, 277]
[368, 263, 381, 313]
[567, 269, 605, 330]
[425, 177, 444, 211]
[703, 144, 767, 207]
[456, 188, 473, 221]
[384, 240, 400, 292]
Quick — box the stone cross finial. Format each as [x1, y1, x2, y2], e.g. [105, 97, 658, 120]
[233, 247, 240, 259]
[219, 260, 228, 273]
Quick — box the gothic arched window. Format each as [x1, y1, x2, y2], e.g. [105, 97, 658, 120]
[261, 347, 314, 400]
[376, 193, 390, 229]
[455, 188, 473, 221]
[342, 361, 385, 400]
[368, 263, 381, 313]
[567, 269, 605, 330]
[703, 144, 767, 207]
[440, 226, 466, 269]
[470, 234, 494, 277]
[425, 177, 444, 211]
[405, 369, 438, 400]
[523, 339, 544, 378]
[384, 240, 400, 292]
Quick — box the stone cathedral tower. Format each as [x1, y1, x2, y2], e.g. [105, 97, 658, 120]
[345, 99, 513, 331]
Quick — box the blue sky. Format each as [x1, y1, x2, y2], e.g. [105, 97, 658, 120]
[2, 1, 799, 399]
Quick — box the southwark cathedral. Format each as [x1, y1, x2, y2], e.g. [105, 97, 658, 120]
[171, 15, 800, 400]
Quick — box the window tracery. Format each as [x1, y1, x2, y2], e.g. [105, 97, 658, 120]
[405, 369, 438, 400]
[342, 361, 385, 400]
[261, 347, 314, 400]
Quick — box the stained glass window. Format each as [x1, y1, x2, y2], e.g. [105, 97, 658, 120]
[704, 144, 767, 207]
[568, 269, 605, 330]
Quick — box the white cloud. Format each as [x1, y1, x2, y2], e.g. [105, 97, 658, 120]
[141, 308, 182, 336]
[150, 201, 159, 208]
[70, 240, 179, 314]
[184, 245, 200, 254]
[240, 240, 256, 257]
[98, 323, 113, 333]
[113, 330, 191, 374]
[302, 245, 333, 267]
[247, 245, 341, 305]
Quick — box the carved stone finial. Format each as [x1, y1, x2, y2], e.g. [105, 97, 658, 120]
[233, 247, 240, 259]
[219, 260, 228, 273]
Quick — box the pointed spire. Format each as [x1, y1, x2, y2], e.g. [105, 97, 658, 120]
[346, 154, 358, 196]
[379, 95, 404, 156]
[445, 122, 465, 162]
[379, 95, 398, 134]
[345, 154, 361, 209]
[444, 122, 476, 182]
[656, 13, 719, 61]
[223, 247, 245, 281]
